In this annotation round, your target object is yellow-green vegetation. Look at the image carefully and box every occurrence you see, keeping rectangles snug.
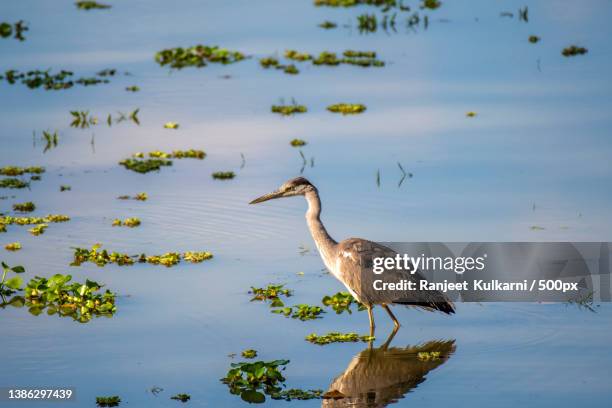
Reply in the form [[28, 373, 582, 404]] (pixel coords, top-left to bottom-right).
[[322, 291, 365, 314], [0, 69, 110, 91], [530, 225, 545, 231], [212, 171, 235, 180], [28, 224, 48, 236], [241, 349, 258, 359], [0, 262, 25, 296], [95, 396, 120, 407], [272, 304, 324, 320], [155, 45, 245, 69], [417, 351, 442, 360], [529, 35, 540, 43], [131, 150, 206, 160], [260, 57, 279, 68], [305, 332, 374, 345], [117, 192, 148, 201], [72, 244, 213, 267], [318, 21, 337, 29], [0, 178, 29, 189], [70, 110, 98, 128], [170, 394, 191, 402], [285, 50, 313, 61], [290, 139, 307, 147], [260, 57, 300, 75], [112, 218, 141, 228], [562, 45, 588, 57], [60, 185, 71, 192], [119, 158, 173, 173], [125, 85, 139, 92], [0, 21, 28, 41], [76, 1, 111, 10], [327, 103, 367, 115], [4, 242, 21, 251], [12, 202, 35, 212], [164, 122, 179, 129], [221, 358, 322, 403], [466, 111, 477, 117], [271, 103, 307, 116], [249, 284, 292, 307], [0, 166, 45, 176], [314, 0, 395, 7], [421, 0, 441, 10]]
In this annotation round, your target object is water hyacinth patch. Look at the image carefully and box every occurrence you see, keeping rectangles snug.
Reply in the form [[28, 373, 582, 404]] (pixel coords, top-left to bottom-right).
[[76, 1, 111, 10], [272, 304, 324, 320], [12, 202, 35, 212], [170, 394, 191, 402], [327, 103, 367, 115], [1, 215, 69, 236], [242, 349, 258, 359], [4, 242, 21, 251], [305, 332, 374, 345], [112, 218, 141, 227], [285, 50, 313, 61], [155, 45, 245, 69], [0, 262, 25, 296], [314, 0, 396, 7], [60, 185, 71, 192], [529, 35, 540, 43], [117, 192, 148, 201], [0, 69, 111, 90], [0, 21, 28, 41], [318, 21, 337, 29], [125, 85, 140, 92], [562, 45, 588, 57], [466, 111, 477, 117], [221, 359, 288, 403], [0, 178, 29, 189], [71, 244, 213, 267], [164, 122, 179, 129], [212, 171, 235, 180], [119, 158, 173, 173], [271, 102, 307, 116], [421, 0, 441, 10], [0, 166, 45, 177], [249, 284, 292, 307], [322, 291, 365, 314], [290, 139, 307, 147], [95, 396, 120, 407], [28, 224, 48, 236]]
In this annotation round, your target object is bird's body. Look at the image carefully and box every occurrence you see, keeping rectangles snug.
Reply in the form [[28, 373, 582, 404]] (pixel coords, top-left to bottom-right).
[[250, 177, 454, 334]]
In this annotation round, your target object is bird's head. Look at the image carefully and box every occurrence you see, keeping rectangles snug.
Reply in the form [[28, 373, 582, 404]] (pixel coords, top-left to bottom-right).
[[249, 177, 316, 204]]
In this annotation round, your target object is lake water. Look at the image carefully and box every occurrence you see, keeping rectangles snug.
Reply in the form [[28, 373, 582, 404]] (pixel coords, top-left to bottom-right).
[[1, 0, 611, 407]]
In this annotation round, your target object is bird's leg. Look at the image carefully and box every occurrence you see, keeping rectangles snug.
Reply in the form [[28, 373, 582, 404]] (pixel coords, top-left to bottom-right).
[[382, 304, 400, 329], [367, 306, 375, 337]]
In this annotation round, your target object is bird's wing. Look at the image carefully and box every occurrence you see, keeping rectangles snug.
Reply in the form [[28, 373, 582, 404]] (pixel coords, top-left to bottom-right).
[[335, 238, 454, 313]]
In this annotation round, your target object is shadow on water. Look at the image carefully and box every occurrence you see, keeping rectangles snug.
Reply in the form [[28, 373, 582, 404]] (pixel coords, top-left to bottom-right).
[[323, 330, 456, 407]]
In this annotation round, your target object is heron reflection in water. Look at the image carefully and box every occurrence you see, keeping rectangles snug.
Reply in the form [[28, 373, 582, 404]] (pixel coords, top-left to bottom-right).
[[250, 177, 455, 336], [322, 330, 456, 407]]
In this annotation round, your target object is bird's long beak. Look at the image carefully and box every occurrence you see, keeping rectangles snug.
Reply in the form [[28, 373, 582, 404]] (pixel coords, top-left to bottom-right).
[[249, 190, 284, 204]]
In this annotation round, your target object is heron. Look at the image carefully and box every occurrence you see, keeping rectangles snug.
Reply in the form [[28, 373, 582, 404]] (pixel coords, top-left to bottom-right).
[[250, 177, 454, 335]]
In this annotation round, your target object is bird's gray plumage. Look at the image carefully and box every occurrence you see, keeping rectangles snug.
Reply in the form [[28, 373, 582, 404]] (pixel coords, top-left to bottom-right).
[[250, 177, 455, 333]]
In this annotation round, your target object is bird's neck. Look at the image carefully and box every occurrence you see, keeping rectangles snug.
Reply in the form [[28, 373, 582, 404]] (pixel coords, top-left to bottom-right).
[[305, 190, 337, 266]]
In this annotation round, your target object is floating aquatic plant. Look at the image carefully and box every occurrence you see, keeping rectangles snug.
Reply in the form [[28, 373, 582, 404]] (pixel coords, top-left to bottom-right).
[[562, 45, 588, 57], [28, 224, 48, 236], [70, 110, 98, 128], [250, 284, 292, 307], [272, 304, 324, 320], [125, 85, 140, 92], [357, 14, 378, 32], [155, 45, 245, 69], [322, 291, 365, 314], [164, 122, 179, 129], [327, 103, 367, 115], [260, 57, 280, 68], [421, 0, 441, 10], [4, 242, 21, 251], [260, 57, 300, 75], [313, 51, 384, 67], [272, 389, 324, 401], [0, 69, 111, 90], [0, 21, 28, 41], [117, 193, 148, 201], [305, 332, 374, 345], [0, 262, 25, 297], [0, 166, 45, 177], [12, 202, 35, 212], [60, 185, 71, 192], [290, 139, 307, 147], [72, 244, 212, 267], [41, 130, 59, 153], [314, 0, 396, 7], [285, 50, 313, 61], [529, 35, 540, 43], [170, 394, 191, 402], [242, 349, 258, 359], [530, 225, 545, 231], [0, 178, 29, 189], [318, 21, 337, 29], [212, 171, 235, 180], [76, 1, 111, 10], [95, 396, 120, 407], [119, 158, 173, 173], [271, 101, 307, 116], [221, 359, 288, 403], [112, 218, 141, 228], [466, 111, 477, 117]]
